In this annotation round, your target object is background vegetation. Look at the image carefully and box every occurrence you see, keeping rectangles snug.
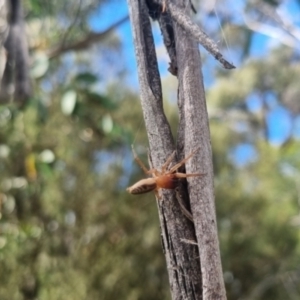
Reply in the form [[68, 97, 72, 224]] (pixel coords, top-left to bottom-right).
[[1, 0, 300, 299]]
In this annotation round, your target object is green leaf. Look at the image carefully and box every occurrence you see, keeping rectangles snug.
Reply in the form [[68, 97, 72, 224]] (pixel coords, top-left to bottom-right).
[[74, 73, 98, 85], [30, 52, 49, 78], [102, 114, 113, 134], [86, 92, 117, 110], [39, 149, 55, 163], [37, 163, 54, 178], [61, 90, 77, 115]]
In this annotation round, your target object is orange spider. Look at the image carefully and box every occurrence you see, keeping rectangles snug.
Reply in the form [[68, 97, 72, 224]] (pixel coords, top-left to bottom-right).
[[127, 146, 202, 198]]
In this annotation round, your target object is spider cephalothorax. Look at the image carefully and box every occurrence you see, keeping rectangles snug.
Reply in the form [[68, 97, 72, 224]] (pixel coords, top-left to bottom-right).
[[127, 147, 202, 198]]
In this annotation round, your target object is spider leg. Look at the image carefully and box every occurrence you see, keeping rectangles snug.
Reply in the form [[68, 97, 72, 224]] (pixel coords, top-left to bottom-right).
[[147, 168, 161, 177], [169, 148, 199, 173], [161, 151, 176, 173], [174, 172, 204, 179], [146, 150, 160, 177], [154, 189, 161, 199], [131, 145, 150, 174]]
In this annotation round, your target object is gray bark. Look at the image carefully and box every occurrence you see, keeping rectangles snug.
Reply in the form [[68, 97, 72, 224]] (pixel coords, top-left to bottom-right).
[[173, 0, 227, 298], [127, 1, 202, 299], [167, 0, 234, 70], [127, 0, 228, 299], [0, 0, 8, 81], [0, 0, 31, 103]]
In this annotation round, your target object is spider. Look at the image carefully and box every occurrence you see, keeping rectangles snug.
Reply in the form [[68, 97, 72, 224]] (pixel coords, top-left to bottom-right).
[[127, 146, 203, 198]]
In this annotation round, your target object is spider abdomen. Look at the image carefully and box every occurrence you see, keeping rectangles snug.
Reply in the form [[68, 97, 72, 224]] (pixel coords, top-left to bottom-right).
[[126, 178, 157, 194]]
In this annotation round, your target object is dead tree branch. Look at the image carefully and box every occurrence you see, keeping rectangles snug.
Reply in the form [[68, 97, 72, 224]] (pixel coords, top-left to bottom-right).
[[173, 0, 227, 298], [127, 0, 202, 299], [127, 0, 230, 299], [0, 0, 8, 81], [1, 0, 31, 103]]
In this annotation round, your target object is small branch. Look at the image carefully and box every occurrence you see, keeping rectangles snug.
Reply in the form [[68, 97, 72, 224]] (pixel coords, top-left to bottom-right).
[[175, 186, 193, 222], [59, 0, 83, 52], [167, 0, 235, 69], [251, 1, 300, 41], [1, 0, 31, 103], [180, 238, 198, 245], [47, 15, 129, 59], [244, 15, 298, 48], [0, 0, 8, 45], [0, 0, 8, 82]]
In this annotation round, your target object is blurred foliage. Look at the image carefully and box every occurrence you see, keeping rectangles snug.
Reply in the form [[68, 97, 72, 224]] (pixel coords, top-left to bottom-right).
[[0, 0, 168, 299], [1, 0, 300, 300], [208, 46, 300, 299]]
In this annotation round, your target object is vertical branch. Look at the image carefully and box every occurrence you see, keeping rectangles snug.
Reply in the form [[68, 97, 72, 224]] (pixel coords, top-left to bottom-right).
[[0, 0, 31, 103], [0, 0, 8, 81], [127, 0, 202, 299], [127, 0, 173, 155], [172, 0, 227, 299]]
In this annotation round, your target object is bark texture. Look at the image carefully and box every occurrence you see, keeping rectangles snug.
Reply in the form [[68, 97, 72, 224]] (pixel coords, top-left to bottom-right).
[[127, 1, 202, 299], [127, 0, 228, 299], [0, 0, 8, 81], [0, 0, 31, 103], [173, 0, 227, 298]]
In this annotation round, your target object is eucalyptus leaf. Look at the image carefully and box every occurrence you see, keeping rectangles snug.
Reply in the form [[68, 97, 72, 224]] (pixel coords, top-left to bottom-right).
[[61, 90, 77, 115], [39, 149, 55, 163], [74, 73, 98, 85], [30, 52, 49, 78], [87, 92, 117, 110], [102, 114, 113, 134]]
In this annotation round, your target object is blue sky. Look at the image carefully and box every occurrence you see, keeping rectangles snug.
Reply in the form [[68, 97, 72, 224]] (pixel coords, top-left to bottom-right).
[[89, 0, 300, 166]]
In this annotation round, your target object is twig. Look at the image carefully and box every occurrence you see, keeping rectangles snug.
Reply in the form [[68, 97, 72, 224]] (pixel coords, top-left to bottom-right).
[[47, 15, 129, 59], [166, 0, 235, 69], [175, 186, 193, 222], [250, 1, 300, 41], [244, 15, 297, 48], [180, 238, 197, 245], [59, 0, 83, 52]]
